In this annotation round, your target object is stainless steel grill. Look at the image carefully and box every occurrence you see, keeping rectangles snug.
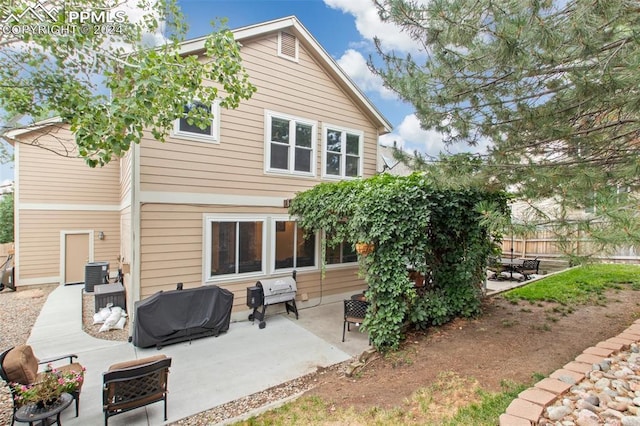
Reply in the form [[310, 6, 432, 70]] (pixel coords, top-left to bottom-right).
[[246, 272, 299, 329]]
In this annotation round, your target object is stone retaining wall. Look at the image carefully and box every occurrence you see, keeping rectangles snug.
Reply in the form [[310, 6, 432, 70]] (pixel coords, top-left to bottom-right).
[[499, 319, 640, 425]]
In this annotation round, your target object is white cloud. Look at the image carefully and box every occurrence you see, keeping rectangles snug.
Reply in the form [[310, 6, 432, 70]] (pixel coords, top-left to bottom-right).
[[336, 49, 396, 99], [108, 2, 168, 50], [323, 0, 423, 53], [380, 114, 490, 157]]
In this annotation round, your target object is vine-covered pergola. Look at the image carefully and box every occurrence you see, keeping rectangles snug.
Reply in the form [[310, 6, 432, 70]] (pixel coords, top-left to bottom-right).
[[289, 173, 509, 351]]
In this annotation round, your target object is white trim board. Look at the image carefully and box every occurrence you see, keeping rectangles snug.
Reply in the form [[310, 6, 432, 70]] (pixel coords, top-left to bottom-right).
[[140, 191, 287, 207], [17, 276, 61, 286]]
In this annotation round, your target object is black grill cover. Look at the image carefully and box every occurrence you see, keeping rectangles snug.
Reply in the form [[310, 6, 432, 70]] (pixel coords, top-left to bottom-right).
[[132, 285, 234, 348]]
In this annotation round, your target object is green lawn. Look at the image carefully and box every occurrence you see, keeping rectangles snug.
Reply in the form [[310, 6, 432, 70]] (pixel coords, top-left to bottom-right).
[[503, 263, 640, 305]]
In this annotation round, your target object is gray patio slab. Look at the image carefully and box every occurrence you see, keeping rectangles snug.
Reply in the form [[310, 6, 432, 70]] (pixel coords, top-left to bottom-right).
[[26, 284, 368, 425]]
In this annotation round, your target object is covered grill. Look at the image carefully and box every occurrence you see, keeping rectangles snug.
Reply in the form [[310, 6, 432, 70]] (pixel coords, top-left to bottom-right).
[[246, 272, 298, 329]]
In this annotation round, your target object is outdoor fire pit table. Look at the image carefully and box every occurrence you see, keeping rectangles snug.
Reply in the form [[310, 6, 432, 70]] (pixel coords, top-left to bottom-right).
[[94, 283, 126, 312]]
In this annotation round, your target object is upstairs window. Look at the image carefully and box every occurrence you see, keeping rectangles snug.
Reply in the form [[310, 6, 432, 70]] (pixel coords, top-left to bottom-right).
[[323, 125, 363, 178], [265, 111, 316, 176], [174, 100, 220, 143], [274, 220, 316, 270]]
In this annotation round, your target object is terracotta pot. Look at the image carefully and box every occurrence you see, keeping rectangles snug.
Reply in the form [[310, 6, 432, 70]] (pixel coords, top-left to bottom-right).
[[355, 242, 375, 255]]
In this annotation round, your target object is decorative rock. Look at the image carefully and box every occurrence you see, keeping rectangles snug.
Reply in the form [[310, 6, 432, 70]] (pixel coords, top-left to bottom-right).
[[600, 392, 614, 405], [584, 394, 600, 406], [578, 399, 601, 413], [622, 417, 640, 426], [548, 405, 573, 420], [537, 346, 640, 425], [576, 409, 601, 426], [608, 400, 629, 412], [617, 367, 635, 378], [602, 408, 625, 419], [614, 380, 631, 392], [597, 378, 613, 389], [604, 388, 621, 398]]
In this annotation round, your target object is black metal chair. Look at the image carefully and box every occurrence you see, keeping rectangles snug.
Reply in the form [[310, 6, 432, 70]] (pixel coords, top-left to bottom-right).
[[516, 258, 540, 280], [343, 299, 369, 342], [0, 345, 83, 426], [103, 354, 171, 426]]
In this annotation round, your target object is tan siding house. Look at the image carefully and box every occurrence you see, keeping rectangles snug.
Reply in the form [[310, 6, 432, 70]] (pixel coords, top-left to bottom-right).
[[13, 126, 121, 285], [9, 16, 391, 321]]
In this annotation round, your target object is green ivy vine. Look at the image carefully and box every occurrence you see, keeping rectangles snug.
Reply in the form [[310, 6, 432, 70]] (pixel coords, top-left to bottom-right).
[[289, 172, 508, 351]]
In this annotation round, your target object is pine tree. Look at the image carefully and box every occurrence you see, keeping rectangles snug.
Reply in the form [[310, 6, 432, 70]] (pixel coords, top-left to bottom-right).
[[373, 0, 640, 253]]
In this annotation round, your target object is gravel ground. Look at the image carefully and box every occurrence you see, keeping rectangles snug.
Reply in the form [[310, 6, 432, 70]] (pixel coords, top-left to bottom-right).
[[82, 292, 129, 341], [0, 285, 55, 426]]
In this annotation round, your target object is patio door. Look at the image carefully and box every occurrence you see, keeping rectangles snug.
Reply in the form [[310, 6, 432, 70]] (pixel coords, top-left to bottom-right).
[[64, 232, 90, 284]]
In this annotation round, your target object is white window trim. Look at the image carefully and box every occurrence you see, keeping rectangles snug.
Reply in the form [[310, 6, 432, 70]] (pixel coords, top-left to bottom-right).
[[321, 124, 364, 179], [264, 110, 317, 177], [278, 31, 299, 62], [270, 216, 319, 274], [203, 214, 267, 283], [173, 100, 221, 143]]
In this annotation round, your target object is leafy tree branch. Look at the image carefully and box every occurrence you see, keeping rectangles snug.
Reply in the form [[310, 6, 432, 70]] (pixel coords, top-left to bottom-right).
[[0, 0, 256, 167]]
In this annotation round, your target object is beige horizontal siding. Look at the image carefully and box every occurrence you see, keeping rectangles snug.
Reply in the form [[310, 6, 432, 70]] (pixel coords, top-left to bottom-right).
[[139, 203, 365, 311], [17, 126, 120, 205], [18, 210, 120, 281], [139, 31, 379, 196]]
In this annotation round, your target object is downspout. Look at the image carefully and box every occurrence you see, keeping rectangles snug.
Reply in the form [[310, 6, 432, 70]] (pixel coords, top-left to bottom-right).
[[129, 142, 141, 336]]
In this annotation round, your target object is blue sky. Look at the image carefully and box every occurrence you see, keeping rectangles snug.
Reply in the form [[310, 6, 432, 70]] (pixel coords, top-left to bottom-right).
[[178, 0, 470, 158]]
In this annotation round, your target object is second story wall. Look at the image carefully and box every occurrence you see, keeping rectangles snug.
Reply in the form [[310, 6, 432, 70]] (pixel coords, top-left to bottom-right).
[[138, 30, 381, 198], [18, 125, 121, 205]]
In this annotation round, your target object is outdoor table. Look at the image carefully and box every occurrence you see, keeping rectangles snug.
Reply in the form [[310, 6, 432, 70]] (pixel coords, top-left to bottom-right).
[[14, 392, 73, 426], [499, 258, 523, 281]]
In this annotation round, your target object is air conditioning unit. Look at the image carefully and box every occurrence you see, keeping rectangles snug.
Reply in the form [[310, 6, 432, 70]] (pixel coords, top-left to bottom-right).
[[85, 261, 109, 293]]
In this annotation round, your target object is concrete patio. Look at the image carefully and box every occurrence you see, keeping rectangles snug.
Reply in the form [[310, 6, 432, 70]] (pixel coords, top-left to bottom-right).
[[22, 275, 534, 425]]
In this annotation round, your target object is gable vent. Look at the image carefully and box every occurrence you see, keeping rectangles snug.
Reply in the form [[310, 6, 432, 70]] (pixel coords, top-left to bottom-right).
[[278, 32, 298, 61]]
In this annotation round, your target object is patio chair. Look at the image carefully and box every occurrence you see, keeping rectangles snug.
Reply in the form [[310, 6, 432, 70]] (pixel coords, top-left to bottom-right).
[[486, 257, 506, 280], [343, 299, 369, 342], [103, 354, 171, 426], [0, 345, 83, 426], [515, 258, 540, 281]]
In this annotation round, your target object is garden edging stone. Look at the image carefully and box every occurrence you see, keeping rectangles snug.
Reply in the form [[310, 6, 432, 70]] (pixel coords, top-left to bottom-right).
[[499, 319, 640, 425]]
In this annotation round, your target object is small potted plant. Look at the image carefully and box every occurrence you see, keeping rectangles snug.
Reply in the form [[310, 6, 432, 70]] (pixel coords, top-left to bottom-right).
[[355, 242, 375, 255], [12, 364, 84, 408]]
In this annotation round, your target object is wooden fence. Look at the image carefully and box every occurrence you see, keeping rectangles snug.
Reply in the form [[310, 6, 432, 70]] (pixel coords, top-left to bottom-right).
[[0, 242, 13, 259], [500, 229, 639, 264]]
